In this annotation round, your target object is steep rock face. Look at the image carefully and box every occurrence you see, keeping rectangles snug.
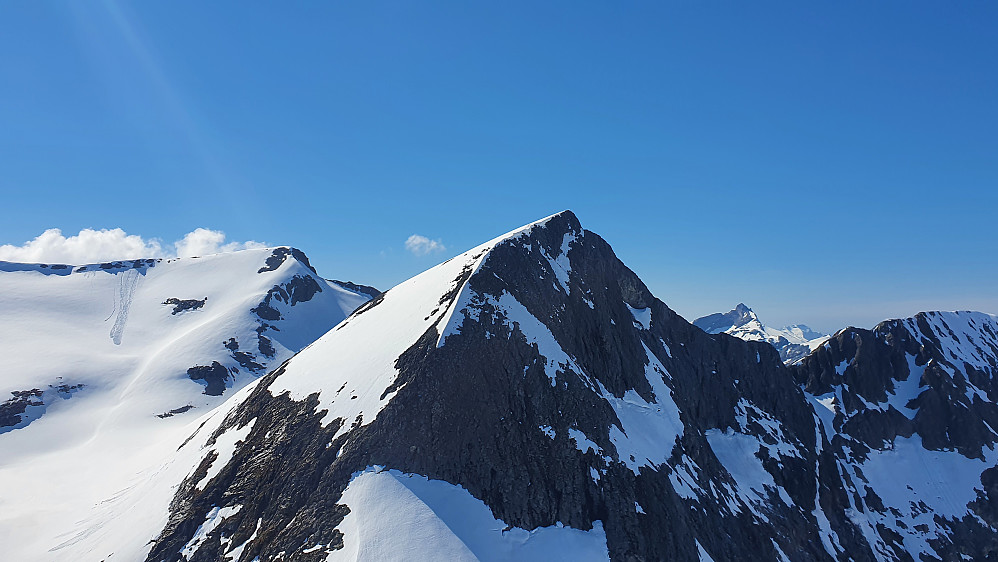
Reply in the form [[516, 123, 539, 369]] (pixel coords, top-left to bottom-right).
[[792, 312, 998, 560], [695, 304, 828, 364]]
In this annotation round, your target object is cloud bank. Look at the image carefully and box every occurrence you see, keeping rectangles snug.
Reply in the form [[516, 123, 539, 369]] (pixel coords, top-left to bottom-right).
[[0, 227, 267, 264], [174, 228, 267, 258], [404, 234, 446, 256]]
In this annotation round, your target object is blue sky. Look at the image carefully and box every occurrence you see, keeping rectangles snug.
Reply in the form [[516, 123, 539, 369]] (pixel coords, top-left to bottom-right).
[[2, 1, 996, 332]]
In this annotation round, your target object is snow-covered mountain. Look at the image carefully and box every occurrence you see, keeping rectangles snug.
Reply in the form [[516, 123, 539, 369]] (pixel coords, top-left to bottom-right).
[[793, 310, 998, 560], [0, 247, 374, 559], [3, 212, 997, 561], [694, 303, 828, 363]]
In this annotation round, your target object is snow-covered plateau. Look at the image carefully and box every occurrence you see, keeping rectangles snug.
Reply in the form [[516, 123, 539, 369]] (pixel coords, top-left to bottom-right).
[[0, 247, 373, 560]]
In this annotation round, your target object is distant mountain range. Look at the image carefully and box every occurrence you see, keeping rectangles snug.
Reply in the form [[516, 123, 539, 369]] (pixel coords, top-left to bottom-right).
[[1, 212, 996, 561], [694, 303, 828, 364]]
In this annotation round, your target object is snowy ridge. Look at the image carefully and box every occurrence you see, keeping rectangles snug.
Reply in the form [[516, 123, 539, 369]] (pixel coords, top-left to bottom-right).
[[900, 310, 998, 373]]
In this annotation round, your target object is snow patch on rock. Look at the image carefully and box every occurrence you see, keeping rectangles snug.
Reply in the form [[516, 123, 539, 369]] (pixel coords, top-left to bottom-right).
[[331, 467, 610, 562]]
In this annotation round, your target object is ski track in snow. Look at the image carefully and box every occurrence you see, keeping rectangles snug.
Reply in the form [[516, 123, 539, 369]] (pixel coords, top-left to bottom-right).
[[109, 268, 140, 345]]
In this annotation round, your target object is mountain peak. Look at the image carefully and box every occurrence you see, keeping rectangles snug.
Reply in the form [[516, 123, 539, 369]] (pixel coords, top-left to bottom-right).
[[693, 303, 759, 334], [694, 304, 827, 364], [256, 246, 317, 275]]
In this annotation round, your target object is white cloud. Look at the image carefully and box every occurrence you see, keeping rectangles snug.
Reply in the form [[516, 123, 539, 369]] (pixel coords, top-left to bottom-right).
[[174, 228, 267, 258], [0, 227, 267, 264], [404, 234, 446, 256]]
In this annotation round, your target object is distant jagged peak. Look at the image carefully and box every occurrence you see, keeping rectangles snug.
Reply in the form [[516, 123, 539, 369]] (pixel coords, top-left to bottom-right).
[[783, 323, 824, 341], [692, 303, 760, 334], [732, 302, 754, 317], [694, 304, 828, 364]]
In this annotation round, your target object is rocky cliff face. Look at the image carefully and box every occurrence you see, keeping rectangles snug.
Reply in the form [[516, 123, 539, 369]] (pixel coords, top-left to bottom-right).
[[49, 212, 998, 562], [792, 311, 998, 560]]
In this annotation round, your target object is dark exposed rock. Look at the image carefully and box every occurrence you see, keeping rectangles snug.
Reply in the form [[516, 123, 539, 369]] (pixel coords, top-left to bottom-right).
[[158, 405, 195, 419], [790, 311, 998, 559], [187, 362, 231, 396], [0, 389, 43, 428], [329, 280, 382, 299], [223, 338, 264, 372], [255, 325, 276, 358], [250, 302, 281, 322], [251, 275, 323, 322], [792, 316, 998, 458], [1, 383, 85, 432], [257, 247, 317, 275], [54, 383, 84, 393], [163, 297, 207, 315]]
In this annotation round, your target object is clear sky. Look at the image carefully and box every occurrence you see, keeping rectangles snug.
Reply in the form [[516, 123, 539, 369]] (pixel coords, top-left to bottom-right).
[[2, 1, 996, 333]]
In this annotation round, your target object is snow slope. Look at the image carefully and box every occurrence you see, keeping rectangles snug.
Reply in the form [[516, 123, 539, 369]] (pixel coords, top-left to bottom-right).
[[330, 468, 609, 562], [0, 247, 372, 561]]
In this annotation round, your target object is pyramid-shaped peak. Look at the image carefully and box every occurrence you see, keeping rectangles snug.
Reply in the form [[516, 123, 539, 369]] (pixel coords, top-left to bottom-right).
[[693, 303, 761, 334]]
